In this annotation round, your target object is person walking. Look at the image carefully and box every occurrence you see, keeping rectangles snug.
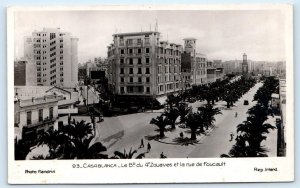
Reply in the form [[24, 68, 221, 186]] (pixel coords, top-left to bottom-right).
[[229, 132, 234, 142], [139, 138, 144, 149], [235, 112, 238, 118], [147, 142, 151, 153]]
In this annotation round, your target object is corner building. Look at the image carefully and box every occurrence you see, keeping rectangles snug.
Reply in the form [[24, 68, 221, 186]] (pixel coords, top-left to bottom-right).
[[107, 31, 182, 103], [24, 28, 78, 88]]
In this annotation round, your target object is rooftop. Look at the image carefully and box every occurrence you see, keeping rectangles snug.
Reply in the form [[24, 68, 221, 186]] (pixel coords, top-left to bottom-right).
[[113, 31, 160, 37], [183, 37, 197, 40], [17, 95, 64, 107]]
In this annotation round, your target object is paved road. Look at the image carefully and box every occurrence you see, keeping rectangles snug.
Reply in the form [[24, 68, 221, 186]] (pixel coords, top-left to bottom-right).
[[60, 81, 277, 159]]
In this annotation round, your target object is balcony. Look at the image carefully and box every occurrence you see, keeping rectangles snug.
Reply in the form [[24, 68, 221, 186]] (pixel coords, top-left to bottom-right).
[[26, 117, 57, 129]]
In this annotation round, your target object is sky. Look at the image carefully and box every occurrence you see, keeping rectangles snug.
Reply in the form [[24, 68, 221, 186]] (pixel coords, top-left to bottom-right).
[[14, 10, 286, 63]]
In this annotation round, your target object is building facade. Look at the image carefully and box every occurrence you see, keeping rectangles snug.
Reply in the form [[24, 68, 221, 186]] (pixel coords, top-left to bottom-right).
[[242, 53, 248, 74], [14, 95, 63, 141], [181, 38, 207, 86], [24, 28, 78, 88], [107, 31, 182, 101], [14, 59, 37, 86]]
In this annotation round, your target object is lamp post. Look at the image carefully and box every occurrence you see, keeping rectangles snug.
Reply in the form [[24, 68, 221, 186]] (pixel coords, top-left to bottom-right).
[[86, 85, 90, 113]]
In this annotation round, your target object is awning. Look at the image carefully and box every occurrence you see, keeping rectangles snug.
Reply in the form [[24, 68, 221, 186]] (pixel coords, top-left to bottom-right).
[[156, 96, 168, 105]]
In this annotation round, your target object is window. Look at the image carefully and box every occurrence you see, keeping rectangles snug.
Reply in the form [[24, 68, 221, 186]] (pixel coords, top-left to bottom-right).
[[121, 49, 124, 54], [26, 111, 32, 124], [127, 39, 133, 45], [137, 39, 142, 44], [146, 77, 150, 83], [138, 68, 142, 74], [49, 107, 53, 119], [138, 77, 142, 83], [138, 48, 142, 54], [145, 38, 150, 44], [120, 38, 124, 46], [130, 77, 133, 83], [146, 48, 150, 53], [146, 87, 150, 93], [120, 87, 125, 93], [120, 77, 124, 83], [129, 48, 133, 54], [146, 58, 150, 64], [129, 58, 133, 65], [138, 58, 142, 64], [120, 58, 124, 64], [146, 68, 150, 74], [129, 68, 133, 74], [120, 68, 124, 74]]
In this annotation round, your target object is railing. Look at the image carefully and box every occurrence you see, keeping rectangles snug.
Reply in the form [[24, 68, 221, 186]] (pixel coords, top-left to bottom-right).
[[26, 117, 56, 128]]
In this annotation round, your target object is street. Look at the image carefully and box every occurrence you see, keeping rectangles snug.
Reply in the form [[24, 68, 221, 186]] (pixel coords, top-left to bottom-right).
[[88, 82, 277, 158]]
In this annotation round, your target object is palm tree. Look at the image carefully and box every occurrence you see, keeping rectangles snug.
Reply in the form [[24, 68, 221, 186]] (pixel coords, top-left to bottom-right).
[[150, 115, 169, 139], [236, 117, 275, 157], [178, 103, 191, 124], [112, 148, 145, 159], [37, 128, 72, 159], [163, 107, 179, 129], [15, 138, 32, 160], [198, 104, 221, 130], [186, 113, 203, 140], [37, 120, 107, 159]]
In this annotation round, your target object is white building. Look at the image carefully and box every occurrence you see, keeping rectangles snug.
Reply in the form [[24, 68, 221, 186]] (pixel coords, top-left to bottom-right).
[[14, 95, 63, 141], [24, 28, 78, 88]]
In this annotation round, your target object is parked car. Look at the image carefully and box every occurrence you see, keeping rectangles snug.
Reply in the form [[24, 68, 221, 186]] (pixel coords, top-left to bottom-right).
[[244, 100, 249, 105]]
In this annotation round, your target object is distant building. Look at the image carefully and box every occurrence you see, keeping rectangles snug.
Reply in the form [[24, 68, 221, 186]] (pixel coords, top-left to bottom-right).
[[206, 61, 216, 83], [213, 60, 224, 81], [14, 59, 37, 86], [107, 31, 182, 104], [242, 53, 248, 74], [24, 28, 78, 88]]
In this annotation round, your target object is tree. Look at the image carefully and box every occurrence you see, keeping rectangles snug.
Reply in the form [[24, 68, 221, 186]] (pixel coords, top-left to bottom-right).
[[163, 107, 179, 129], [15, 138, 32, 160], [186, 113, 203, 140], [150, 115, 169, 139], [37, 120, 107, 159], [178, 103, 191, 124], [198, 104, 221, 130], [112, 148, 145, 159]]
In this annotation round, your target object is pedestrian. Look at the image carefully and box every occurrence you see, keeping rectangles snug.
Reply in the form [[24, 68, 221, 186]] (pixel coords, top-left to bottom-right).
[[229, 132, 234, 142], [180, 132, 184, 138], [235, 112, 238, 118], [98, 113, 103, 123], [160, 152, 166, 158], [147, 142, 151, 153], [139, 138, 144, 149]]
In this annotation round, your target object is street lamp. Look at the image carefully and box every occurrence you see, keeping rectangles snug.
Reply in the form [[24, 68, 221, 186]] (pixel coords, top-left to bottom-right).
[[86, 85, 90, 113]]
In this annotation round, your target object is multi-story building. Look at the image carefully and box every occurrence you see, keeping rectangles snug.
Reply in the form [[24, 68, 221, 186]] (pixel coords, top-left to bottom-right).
[[14, 59, 37, 86], [181, 38, 207, 87], [213, 60, 224, 81], [14, 95, 63, 141], [107, 31, 182, 105], [195, 53, 207, 85], [24, 28, 78, 88], [206, 61, 217, 83], [14, 86, 79, 115]]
